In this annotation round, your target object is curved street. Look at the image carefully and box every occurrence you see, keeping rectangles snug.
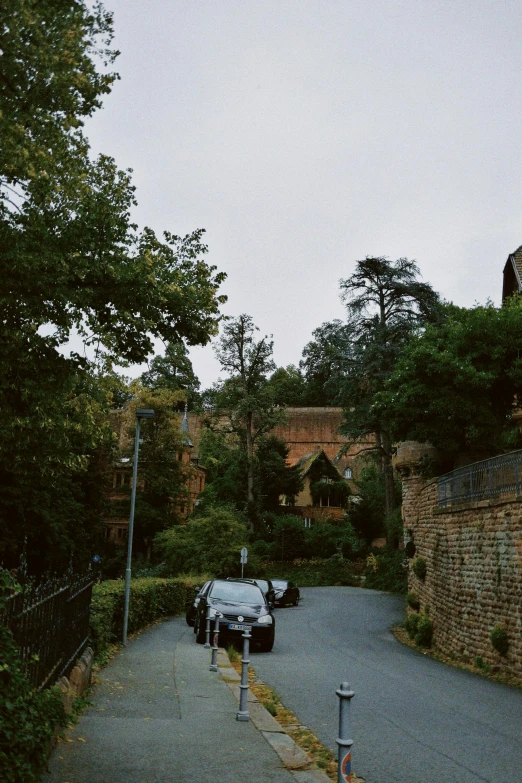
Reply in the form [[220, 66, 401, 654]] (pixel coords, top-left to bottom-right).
[[252, 586, 522, 783]]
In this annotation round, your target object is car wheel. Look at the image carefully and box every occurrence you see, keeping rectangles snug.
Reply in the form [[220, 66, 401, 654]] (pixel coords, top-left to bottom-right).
[[186, 613, 195, 626], [195, 617, 206, 644], [259, 636, 274, 652]]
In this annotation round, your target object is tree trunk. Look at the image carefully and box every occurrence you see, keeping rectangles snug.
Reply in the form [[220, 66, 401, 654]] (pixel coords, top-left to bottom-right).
[[381, 430, 396, 541], [245, 411, 255, 532]]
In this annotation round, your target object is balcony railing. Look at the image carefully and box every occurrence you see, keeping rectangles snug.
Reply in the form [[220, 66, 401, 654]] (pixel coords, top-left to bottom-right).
[[438, 450, 522, 507]]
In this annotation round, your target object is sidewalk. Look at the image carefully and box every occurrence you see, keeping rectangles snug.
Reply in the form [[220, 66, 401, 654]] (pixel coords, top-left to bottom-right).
[[43, 617, 329, 783]]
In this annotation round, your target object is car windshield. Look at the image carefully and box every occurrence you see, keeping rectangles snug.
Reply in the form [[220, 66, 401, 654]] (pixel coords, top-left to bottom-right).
[[255, 580, 269, 593], [210, 581, 265, 603], [271, 580, 289, 589]]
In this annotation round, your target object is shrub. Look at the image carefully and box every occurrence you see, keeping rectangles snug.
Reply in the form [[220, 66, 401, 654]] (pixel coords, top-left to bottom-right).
[[405, 609, 433, 647], [406, 592, 420, 611], [404, 612, 420, 639], [414, 614, 434, 647], [89, 576, 205, 657], [490, 626, 509, 655], [0, 627, 67, 783], [154, 506, 249, 576], [412, 557, 427, 580], [364, 547, 407, 593], [265, 557, 360, 587]]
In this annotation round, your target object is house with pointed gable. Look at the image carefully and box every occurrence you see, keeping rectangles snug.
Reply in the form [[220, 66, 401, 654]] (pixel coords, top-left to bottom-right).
[[280, 449, 350, 524], [502, 245, 522, 301]]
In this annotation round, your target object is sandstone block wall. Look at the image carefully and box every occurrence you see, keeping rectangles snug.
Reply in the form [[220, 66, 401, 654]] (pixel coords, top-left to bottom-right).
[[401, 467, 522, 679]]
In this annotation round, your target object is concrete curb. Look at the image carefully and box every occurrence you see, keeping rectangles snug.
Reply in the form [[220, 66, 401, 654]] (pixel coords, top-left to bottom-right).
[[216, 649, 331, 783]]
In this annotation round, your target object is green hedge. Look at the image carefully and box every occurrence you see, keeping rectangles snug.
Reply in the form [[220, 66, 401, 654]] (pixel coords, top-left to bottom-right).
[[265, 557, 361, 587], [89, 576, 207, 657], [0, 627, 66, 783]]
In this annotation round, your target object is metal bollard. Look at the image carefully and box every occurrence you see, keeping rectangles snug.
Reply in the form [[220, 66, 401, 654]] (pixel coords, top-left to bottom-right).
[[204, 604, 211, 648], [209, 612, 222, 671], [336, 682, 355, 783], [236, 627, 251, 721]]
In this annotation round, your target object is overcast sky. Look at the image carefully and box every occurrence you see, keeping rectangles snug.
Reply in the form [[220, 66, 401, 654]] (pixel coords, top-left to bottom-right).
[[86, 0, 522, 389]]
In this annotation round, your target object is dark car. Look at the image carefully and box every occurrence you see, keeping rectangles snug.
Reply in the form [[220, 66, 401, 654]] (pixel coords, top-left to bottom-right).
[[271, 579, 300, 607], [226, 577, 276, 608], [194, 578, 275, 652], [185, 581, 211, 626]]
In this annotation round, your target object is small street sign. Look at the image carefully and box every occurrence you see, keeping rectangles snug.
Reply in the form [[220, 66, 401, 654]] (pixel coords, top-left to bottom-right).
[[240, 547, 248, 564]]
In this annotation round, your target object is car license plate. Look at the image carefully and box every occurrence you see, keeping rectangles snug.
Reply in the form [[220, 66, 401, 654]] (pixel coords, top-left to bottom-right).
[[228, 623, 246, 631]]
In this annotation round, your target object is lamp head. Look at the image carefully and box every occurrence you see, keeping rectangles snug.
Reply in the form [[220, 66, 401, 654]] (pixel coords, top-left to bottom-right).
[[136, 408, 155, 419]]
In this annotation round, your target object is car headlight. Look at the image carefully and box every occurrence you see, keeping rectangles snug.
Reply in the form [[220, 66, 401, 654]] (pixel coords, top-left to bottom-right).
[[257, 615, 273, 625], [274, 591, 283, 598]]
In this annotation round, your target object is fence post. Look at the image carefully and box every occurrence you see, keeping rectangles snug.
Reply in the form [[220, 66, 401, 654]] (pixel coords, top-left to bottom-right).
[[336, 682, 355, 783], [204, 605, 211, 649], [209, 612, 222, 671], [236, 627, 251, 721]]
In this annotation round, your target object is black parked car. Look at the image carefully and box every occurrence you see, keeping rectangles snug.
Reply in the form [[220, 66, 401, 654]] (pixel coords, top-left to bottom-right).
[[226, 577, 276, 608], [271, 579, 300, 607], [185, 581, 211, 626], [194, 578, 275, 652]]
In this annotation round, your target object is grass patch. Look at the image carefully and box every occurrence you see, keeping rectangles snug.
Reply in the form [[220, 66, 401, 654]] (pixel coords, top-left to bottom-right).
[[229, 659, 365, 782], [226, 644, 240, 663]]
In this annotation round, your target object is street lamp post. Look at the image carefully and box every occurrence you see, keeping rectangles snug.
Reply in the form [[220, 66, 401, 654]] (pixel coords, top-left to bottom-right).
[[122, 408, 155, 646]]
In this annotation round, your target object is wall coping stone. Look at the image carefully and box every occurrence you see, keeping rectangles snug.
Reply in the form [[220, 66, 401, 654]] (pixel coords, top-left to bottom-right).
[[434, 493, 522, 515]]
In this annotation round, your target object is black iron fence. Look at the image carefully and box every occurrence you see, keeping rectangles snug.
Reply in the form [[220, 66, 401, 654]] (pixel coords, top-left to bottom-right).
[[0, 570, 94, 690], [438, 449, 522, 507]]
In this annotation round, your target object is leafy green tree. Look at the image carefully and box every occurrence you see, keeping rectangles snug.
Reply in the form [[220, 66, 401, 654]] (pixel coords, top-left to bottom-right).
[[0, 2, 226, 569], [299, 320, 352, 406], [212, 314, 285, 530], [376, 299, 522, 463], [266, 366, 308, 406], [197, 429, 248, 511], [255, 436, 303, 511], [198, 429, 302, 518], [116, 384, 189, 559], [154, 506, 249, 576], [141, 342, 201, 407], [338, 257, 440, 522], [348, 464, 387, 543]]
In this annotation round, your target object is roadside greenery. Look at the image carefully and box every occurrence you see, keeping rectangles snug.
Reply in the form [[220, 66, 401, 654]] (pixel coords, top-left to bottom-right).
[[154, 507, 252, 578], [89, 576, 205, 657], [364, 548, 408, 593], [265, 557, 361, 587], [0, 626, 67, 783]]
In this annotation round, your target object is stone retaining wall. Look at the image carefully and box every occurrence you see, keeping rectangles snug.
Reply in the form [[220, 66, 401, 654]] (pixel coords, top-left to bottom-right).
[[56, 647, 94, 713], [395, 442, 522, 679]]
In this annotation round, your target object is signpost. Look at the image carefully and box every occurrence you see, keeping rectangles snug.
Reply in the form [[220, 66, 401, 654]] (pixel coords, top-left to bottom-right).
[[240, 547, 248, 578]]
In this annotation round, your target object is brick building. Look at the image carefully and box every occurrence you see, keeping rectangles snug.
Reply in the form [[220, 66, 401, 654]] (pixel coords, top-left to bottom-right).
[[502, 245, 522, 301], [104, 407, 205, 545], [184, 407, 374, 519]]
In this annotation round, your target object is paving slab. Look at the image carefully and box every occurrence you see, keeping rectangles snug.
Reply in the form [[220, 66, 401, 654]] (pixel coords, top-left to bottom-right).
[[42, 617, 295, 783], [262, 731, 313, 771]]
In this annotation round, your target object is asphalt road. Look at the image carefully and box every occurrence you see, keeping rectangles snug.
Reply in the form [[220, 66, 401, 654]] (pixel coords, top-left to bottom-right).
[[251, 586, 522, 783]]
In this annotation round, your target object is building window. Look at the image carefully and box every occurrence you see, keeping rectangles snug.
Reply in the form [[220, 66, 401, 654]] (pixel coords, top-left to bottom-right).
[[344, 468, 352, 479]]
